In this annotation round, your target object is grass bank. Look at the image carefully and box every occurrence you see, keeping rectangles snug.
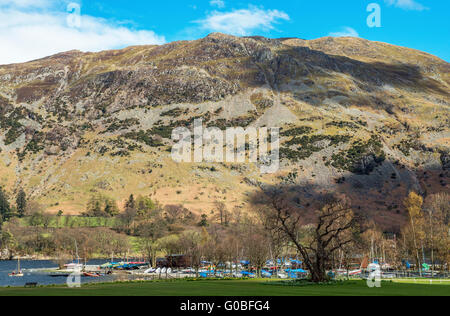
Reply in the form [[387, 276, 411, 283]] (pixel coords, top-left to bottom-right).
[[0, 279, 448, 296]]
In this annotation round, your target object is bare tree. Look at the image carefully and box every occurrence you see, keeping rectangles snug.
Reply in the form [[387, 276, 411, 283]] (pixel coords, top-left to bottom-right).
[[137, 220, 166, 267], [177, 231, 204, 276], [261, 210, 288, 273], [164, 205, 185, 224], [214, 201, 229, 226], [243, 225, 270, 278], [425, 193, 450, 271], [257, 189, 357, 282], [202, 225, 230, 275]]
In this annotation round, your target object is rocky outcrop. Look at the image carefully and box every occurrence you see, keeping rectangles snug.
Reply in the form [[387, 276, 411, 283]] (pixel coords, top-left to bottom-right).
[[441, 151, 450, 170], [0, 249, 12, 260], [352, 154, 385, 175]]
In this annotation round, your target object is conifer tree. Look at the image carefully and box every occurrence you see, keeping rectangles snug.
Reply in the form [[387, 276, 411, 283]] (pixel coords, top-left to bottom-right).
[[16, 188, 27, 218]]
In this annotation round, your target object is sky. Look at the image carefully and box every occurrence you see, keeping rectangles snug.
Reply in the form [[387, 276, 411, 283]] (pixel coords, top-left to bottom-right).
[[0, 0, 449, 64]]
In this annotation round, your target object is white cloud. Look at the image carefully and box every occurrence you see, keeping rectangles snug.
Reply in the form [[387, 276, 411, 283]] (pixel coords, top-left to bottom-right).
[[384, 0, 428, 11], [209, 0, 225, 9], [328, 27, 359, 38], [0, 0, 53, 8], [0, 1, 166, 65], [195, 6, 290, 36]]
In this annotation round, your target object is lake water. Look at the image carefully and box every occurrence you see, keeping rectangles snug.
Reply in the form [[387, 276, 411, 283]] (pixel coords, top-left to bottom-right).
[[0, 259, 117, 287]]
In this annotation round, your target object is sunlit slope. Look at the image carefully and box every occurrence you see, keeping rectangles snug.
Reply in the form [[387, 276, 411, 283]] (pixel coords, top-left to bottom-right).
[[0, 33, 448, 231]]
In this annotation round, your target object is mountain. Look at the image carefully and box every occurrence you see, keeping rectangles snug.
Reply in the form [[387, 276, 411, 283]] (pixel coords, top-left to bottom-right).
[[0, 33, 449, 232]]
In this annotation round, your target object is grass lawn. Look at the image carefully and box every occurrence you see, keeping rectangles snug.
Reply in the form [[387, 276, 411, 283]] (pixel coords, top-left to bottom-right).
[[0, 279, 448, 296], [392, 279, 450, 285]]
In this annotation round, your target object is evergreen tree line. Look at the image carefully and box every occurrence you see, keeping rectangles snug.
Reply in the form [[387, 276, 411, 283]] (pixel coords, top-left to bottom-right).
[[0, 186, 27, 224]]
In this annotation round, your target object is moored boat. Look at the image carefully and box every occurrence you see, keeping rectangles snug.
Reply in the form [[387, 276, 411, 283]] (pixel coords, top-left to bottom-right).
[[9, 258, 24, 277]]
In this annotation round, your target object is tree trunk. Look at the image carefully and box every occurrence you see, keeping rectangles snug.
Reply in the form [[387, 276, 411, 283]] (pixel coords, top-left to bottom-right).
[[311, 254, 327, 283], [410, 217, 422, 277]]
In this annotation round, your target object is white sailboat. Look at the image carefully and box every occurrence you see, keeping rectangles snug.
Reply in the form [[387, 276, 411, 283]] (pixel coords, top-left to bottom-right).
[[65, 239, 83, 271], [9, 258, 24, 277]]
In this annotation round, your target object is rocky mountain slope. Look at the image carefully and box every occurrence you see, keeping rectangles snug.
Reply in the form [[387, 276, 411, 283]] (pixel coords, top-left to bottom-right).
[[0, 33, 449, 232]]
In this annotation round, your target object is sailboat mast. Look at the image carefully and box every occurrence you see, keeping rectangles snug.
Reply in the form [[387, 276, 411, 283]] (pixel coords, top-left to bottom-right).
[[74, 239, 80, 264]]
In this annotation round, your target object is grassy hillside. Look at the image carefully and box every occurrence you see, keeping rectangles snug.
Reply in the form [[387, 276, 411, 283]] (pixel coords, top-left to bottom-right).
[[0, 33, 448, 231]]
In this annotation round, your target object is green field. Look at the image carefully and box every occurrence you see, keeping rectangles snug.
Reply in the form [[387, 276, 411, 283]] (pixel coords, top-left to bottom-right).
[[0, 279, 448, 296], [18, 216, 118, 228]]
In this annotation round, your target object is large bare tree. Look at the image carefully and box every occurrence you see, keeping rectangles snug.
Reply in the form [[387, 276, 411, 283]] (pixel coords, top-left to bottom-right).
[[256, 189, 357, 282]]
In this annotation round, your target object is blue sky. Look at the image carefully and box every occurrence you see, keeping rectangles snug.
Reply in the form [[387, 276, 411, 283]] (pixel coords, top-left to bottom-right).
[[0, 0, 449, 64]]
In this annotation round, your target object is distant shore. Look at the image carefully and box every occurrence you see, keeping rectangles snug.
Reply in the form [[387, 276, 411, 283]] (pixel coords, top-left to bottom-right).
[[0, 256, 127, 261], [0, 255, 54, 261]]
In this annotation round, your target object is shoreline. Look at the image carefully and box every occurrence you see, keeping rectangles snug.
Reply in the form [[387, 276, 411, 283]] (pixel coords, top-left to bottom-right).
[[0, 256, 141, 261]]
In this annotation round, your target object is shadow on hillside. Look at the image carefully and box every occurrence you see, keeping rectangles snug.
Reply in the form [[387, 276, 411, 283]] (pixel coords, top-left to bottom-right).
[[248, 157, 449, 234], [268, 46, 449, 108], [249, 179, 397, 234]]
